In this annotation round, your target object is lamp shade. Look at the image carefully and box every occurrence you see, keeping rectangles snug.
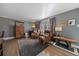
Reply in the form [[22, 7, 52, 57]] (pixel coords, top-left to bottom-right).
[[32, 21, 36, 28], [55, 27, 62, 31], [32, 24, 36, 28]]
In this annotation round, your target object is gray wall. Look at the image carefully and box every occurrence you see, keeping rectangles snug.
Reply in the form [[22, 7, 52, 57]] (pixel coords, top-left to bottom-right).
[[55, 8, 79, 40], [0, 17, 15, 37], [24, 21, 32, 32], [0, 17, 33, 37]]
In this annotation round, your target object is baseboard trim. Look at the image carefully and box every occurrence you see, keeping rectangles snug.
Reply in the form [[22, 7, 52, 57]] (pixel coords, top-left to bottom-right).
[[3, 37, 15, 40]]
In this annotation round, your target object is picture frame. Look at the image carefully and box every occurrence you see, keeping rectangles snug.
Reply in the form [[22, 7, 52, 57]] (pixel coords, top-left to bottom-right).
[[68, 19, 75, 26]]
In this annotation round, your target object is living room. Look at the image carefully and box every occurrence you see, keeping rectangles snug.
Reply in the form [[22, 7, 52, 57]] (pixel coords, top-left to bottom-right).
[[0, 3, 79, 56]]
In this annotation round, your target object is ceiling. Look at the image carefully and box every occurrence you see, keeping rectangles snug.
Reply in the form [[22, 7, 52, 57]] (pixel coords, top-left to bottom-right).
[[0, 3, 79, 21]]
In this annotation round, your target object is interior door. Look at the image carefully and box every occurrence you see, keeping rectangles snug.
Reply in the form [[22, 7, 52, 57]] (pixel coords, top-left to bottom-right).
[[15, 22, 24, 38]]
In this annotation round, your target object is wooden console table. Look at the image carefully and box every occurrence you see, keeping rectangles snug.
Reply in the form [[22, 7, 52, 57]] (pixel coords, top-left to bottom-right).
[[54, 36, 77, 42], [53, 36, 78, 49]]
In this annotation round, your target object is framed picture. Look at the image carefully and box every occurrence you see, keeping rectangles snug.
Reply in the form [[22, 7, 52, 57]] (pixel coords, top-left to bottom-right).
[[68, 19, 75, 26]]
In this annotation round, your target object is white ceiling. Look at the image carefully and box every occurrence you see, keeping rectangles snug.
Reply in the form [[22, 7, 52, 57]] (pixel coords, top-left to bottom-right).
[[0, 3, 79, 21]]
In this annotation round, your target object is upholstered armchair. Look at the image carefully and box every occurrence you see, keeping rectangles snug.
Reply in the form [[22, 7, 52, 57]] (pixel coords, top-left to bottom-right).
[[31, 32, 37, 39], [39, 32, 53, 44], [31, 29, 41, 39]]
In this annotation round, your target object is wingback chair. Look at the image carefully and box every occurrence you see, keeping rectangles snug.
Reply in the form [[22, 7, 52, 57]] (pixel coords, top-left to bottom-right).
[[43, 32, 53, 44], [39, 32, 53, 44]]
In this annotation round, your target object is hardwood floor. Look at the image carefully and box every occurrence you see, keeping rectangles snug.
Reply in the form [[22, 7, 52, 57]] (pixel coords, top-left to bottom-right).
[[3, 39, 19, 56], [40, 45, 76, 56], [3, 38, 76, 56]]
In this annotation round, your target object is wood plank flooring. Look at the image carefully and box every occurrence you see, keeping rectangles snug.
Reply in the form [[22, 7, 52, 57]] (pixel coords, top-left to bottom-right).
[[3, 39, 19, 56], [3, 38, 76, 56], [42, 45, 76, 56]]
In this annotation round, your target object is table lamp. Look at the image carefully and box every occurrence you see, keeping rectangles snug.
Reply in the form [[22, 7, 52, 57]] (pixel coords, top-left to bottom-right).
[[55, 26, 62, 36]]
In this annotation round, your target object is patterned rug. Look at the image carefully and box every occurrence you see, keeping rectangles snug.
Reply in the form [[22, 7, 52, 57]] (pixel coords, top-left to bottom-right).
[[18, 38, 48, 56]]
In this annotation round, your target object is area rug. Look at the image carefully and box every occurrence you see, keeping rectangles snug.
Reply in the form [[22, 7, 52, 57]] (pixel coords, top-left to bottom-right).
[[18, 38, 48, 56]]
